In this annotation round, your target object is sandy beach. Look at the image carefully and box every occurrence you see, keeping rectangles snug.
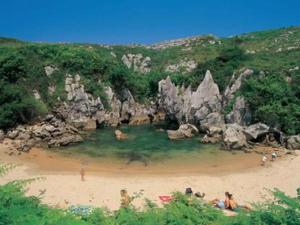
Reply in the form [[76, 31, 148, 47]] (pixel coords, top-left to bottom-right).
[[0, 140, 299, 211]]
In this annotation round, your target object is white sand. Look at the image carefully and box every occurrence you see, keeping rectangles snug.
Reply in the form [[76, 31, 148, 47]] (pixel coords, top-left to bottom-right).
[[0, 141, 299, 210]]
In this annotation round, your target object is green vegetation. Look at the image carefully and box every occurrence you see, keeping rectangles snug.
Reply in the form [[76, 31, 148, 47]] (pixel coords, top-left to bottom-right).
[[0, 164, 299, 225], [0, 26, 300, 133], [241, 72, 300, 135]]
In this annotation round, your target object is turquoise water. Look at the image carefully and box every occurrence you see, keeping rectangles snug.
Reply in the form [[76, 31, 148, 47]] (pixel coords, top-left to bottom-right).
[[57, 124, 220, 165]]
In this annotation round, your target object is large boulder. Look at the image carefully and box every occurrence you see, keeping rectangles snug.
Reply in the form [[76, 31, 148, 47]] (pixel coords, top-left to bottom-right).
[[48, 134, 83, 148], [223, 124, 248, 150], [244, 123, 270, 141], [286, 135, 300, 150], [201, 126, 223, 144], [32, 125, 51, 139], [7, 130, 19, 139], [167, 124, 199, 140]]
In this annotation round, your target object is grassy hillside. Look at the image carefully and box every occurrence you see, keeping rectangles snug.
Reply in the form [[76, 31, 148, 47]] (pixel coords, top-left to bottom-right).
[[0, 26, 300, 133]]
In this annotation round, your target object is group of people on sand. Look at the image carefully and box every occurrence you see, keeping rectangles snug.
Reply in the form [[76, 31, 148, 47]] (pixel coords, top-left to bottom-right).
[[78, 161, 252, 213], [261, 152, 277, 166], [185, 187, 251, 212], [119, 187, 251, 213], [210, 191, 251, 212]]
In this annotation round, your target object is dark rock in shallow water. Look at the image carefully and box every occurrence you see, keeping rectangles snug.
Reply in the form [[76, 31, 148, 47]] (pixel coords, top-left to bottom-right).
[[167, 124, 199, 140]]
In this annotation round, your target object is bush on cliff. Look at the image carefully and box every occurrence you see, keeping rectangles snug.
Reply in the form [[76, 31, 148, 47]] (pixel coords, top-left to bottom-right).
[[241, 72, 300, 135]]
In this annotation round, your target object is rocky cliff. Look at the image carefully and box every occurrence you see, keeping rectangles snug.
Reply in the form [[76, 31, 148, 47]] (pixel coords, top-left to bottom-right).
[[157, 69, 296, 149]]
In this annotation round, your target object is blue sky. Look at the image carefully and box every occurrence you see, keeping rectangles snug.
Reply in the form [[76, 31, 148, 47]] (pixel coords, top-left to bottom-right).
[[0, 0, 299, 44]]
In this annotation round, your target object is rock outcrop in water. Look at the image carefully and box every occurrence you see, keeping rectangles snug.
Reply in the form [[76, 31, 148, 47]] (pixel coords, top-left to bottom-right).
[[115, 129, 127, 140], [167, 124, 199, 140]]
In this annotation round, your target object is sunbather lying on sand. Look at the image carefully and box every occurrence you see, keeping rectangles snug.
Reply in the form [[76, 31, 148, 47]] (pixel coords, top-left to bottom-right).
[[227, 193, 252, 212], [210, 192, 230, 209]]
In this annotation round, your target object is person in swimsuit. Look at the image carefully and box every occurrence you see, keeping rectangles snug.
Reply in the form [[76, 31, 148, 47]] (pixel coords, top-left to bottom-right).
[[261, 154, 268, 166], [80, 167, 85, 181], [271, 152, 277, 161], [211, 192, 230, 209], [228, 194, 252, 212], [120, 189, 133, 208]]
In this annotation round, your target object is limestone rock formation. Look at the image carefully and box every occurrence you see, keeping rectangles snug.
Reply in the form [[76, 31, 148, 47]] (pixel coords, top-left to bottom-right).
[[44, 65, 58, 77], [225, 96, 251, 126], [286, 135, 300, 150], [158, 70, 224, 130], [224, 69, 253, 126], [165, 59, 197, 73], [48, 134, 83, 147], [103, 87, 156, 127], [244, 123, 270, 141], [223, 123, 248, 149], [122, 54, 151, 74], [224, 69, 253, 104], [5, 115, 83, 151], [64, 74, 104, 129], [167, 124, 199, 140], [201, 126, 223, 144]]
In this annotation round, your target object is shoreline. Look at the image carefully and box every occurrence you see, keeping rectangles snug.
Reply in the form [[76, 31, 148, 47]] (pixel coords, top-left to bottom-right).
[[0, 140, 299, 211]]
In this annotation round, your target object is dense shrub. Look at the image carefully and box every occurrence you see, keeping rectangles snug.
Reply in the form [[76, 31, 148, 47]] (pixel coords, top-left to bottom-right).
[[241, 72, 300, 134]]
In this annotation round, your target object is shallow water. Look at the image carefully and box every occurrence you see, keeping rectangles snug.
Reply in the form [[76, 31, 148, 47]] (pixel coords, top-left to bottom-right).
[[57, 124, 220, 164], [39, 124, 261, 175], [0, 124, 262, 175]]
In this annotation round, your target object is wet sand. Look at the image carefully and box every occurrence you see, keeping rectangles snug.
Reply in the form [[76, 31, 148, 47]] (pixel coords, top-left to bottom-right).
[[0, 140, 299, 210]]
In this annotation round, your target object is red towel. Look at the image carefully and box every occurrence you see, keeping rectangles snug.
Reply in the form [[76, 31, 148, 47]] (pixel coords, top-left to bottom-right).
[[159, 195, 172, 203]]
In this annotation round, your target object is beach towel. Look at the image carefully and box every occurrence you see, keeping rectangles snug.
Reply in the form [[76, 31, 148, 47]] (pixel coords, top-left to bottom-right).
[[159, 195, 172, 203]]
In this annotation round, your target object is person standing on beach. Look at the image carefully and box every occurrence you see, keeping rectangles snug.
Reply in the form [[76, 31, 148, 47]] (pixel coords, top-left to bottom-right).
[[261, 154, 267, 166], [271, 152, 277, 161], [80, 167, 85, 181], [80, 160, 88, 181]]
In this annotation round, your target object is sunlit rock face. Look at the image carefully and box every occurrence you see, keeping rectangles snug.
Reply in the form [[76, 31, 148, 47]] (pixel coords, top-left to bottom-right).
[[158, 70, 224, 130], [122, 53, 151, 74]]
